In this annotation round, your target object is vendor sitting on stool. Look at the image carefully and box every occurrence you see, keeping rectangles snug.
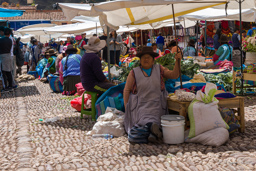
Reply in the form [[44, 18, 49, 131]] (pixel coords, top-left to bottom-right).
[[123, 46, 182, 143], [80, 37, 115, 95], [213, 34, 233, 65]]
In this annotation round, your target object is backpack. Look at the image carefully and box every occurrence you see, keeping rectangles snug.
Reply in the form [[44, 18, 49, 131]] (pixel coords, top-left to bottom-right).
[[15, 38, 24, 67]]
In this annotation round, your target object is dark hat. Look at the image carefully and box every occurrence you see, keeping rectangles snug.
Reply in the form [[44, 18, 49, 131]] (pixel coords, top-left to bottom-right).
[[137, 46, 159, 58], [219, 34, 229, 43], [48, 49, 56, 56], [65, 45, 77, 54]]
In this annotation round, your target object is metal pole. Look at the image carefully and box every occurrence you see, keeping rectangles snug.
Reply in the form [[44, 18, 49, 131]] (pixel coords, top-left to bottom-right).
[[183, 19, 186, 48], [141, 30, 143, 46], [107, 26, 111, 80], [136, 31, 138, 47], [172, 4, 183, 89], [239, 0, 244, 95], [96, 23, 97, 35], [196, 21, 199, 56], [204, 20, 207, 55]]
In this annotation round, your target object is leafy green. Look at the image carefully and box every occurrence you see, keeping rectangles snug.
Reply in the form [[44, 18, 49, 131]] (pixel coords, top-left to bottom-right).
[[117, 60, 140, 82]]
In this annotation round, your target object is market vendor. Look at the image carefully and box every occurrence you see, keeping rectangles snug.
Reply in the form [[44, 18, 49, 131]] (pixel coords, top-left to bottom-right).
[[123, 46, 182, 143], [41, 49, 57, 78], [183, 39, 196, 57], [247, 23, 256, 37], [59, 45, 81, 96], [213, 34, 232, 65], [80, 37, 115, 95], [152, 43, 161, 58]]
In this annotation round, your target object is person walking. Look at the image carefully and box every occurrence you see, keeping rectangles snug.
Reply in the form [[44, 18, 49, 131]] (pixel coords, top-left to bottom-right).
[[213, 29, 222, 51], [0, 28, 14, 90], [156, 33, 164, 52], [232, 28, 241, 67]]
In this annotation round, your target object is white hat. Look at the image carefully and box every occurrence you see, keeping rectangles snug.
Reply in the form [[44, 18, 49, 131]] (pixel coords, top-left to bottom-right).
[[83, 37, 106, 53]]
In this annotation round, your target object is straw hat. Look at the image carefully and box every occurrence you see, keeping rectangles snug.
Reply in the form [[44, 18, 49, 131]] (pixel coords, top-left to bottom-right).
[[83, 37, 106, 53], [137, 46, 159, 58]]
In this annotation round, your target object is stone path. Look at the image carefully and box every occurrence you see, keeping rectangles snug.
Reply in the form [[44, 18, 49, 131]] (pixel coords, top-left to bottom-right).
[[0, 79, 256, 170]]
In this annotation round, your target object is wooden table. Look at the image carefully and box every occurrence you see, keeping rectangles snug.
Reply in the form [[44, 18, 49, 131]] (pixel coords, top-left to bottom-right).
[[232, 71, 256, 94], [167, 96, 245, 133]]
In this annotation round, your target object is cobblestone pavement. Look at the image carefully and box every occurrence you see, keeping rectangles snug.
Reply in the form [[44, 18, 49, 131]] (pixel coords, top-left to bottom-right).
[[0, 79, 256, 171]]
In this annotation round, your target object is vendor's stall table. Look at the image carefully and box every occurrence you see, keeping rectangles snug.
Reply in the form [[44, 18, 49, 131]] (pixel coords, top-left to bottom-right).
[[233, 71, 256, 94], [167, 96, 245, 133]]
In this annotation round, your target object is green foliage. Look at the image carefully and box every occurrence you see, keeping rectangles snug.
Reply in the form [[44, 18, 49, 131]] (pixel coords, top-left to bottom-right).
[[118, 60, 140, 82], [117, 53, 200, 82], [202, 72, 233, 92]]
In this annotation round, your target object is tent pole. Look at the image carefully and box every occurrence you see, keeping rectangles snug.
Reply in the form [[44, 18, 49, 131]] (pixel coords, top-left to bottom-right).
[[204, 20, 207, 55], [107, 26, 111, 80], [136, 31, 138, 47], [172, 4, 182, 89], [196, 21, 199, 56], [141, 30, 143, 46], [239, 0, 244, 95], [183, 19, 186, 48], [96, 23, 97, 35]]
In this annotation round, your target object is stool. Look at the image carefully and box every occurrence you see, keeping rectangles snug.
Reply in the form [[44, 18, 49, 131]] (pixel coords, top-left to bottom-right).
[[81, 91, 98, 121], [27, 71, 38, 78]]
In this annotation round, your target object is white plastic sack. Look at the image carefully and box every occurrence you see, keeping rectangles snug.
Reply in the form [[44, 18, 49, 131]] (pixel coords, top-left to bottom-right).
[[176, 90, 195, 102], [185, 127, 229, 147], [87, 107, 125, 137], [110, 66, 121, 78]]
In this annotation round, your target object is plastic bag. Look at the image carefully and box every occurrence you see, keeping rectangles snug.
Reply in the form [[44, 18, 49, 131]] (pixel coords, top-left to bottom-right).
[[175, 90, 195, 102], [70, 94, 91, 112], [87, 107, 125, 137], [110, 66, 121, 78], [75, 82, 85, 96]]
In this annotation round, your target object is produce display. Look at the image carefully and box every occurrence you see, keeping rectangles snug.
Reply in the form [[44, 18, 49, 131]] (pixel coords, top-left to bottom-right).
[[117, 53, 200, 82]]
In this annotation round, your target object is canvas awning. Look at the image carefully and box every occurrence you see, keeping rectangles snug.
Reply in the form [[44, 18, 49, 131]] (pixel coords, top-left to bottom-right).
[[59, 0, 227, 29], [0, 7, 24, 17]]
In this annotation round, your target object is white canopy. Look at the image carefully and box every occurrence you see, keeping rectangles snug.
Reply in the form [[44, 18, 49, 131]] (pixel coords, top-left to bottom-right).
[[44, 22, 101, 34], [17, 24, 55, 36], [16, 33, 63, 43], [183, 8, 256, 22], [71, 16, 100, 23], [59, 0, 227, 29]]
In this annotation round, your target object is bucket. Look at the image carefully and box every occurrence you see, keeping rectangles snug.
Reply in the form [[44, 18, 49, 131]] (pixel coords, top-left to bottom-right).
[[161, 115, 185, 144]]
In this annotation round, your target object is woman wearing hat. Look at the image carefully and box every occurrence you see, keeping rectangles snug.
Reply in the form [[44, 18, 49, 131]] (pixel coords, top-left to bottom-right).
[[36, 51, 50, 78], [80, 37, 115, 95], [59, 45, 82, 96], [41, 49, 57, 78], [183, 39, 196, 57], [213, 34, 233, 65], [55, 46, 67, 75], [123, 46, 182, 143]]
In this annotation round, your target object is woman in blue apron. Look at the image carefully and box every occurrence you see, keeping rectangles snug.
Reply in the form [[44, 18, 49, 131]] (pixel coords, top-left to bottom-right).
[[183, 39, 196, 57], [123, 46, 182, 143]]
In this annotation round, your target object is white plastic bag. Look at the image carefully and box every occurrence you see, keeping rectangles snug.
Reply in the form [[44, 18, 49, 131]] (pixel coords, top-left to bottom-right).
[[87, 107, 125, 137], [110, 66, 121, 78]]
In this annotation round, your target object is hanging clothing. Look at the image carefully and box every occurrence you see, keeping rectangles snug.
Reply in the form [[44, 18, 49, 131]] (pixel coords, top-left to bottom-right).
[[124, 64, 169, 133]]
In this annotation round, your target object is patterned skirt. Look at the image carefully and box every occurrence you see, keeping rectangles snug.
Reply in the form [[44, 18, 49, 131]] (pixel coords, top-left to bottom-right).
[[62, 75, 81, 95]]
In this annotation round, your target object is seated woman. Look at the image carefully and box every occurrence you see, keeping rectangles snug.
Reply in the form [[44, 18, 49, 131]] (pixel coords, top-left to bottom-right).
[[80, 37, 115, 95], [36, 51, 50, 78], [124, 46, 182, 143], [152, 43, 162, 59], [183, 39, 196, 57], [59, 45, 82, 96], [41, 49, 57, 78], [213, 34, 233, 65]]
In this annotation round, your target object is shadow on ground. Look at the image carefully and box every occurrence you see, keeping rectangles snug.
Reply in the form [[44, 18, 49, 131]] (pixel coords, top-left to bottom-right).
[[39, 115, 95, 132]]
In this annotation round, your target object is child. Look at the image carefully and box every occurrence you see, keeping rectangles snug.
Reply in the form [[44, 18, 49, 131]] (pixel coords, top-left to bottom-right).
[[146, 39, 152, 46]]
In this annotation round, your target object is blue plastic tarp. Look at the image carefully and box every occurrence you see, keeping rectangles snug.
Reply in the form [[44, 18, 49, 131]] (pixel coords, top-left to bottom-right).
[[0, 8, 24, 18]]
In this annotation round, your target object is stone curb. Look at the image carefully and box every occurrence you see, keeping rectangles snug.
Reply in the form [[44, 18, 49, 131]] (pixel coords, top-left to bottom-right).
[[15, 90, 33, 170]]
